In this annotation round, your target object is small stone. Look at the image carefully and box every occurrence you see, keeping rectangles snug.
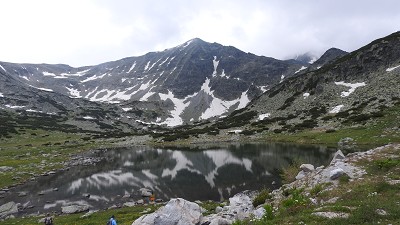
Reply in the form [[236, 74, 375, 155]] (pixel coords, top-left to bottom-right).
[[375, 209, 388, 216], [330, 150, 346, 164], [136, 199, 144, 205]]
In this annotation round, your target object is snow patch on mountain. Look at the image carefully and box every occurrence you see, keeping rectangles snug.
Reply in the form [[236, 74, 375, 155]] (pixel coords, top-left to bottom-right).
[[334, 81, 366, 97], [212, 56, 219, 77], [144, 61, 151, 72], [329, 104, 344, 113], [295, 66, 307, 74], [20, 75, 29, 81], [0, 64, 6, 72], [158, 57, 169, 67], [303, 93, 310, 99], [127, 61, 137, 73], [259, 85, 269, 93], [122, 107, 132, 112], [181, 39, 194, 48], [81, 73, 108, 83], [280, 75, 285, 83], [237, 91, 250, 109], [386, 65, 400, 72], [258, 113, 271, 120], [167, 57, 175, 66], [29, 85, 53, 92], [199, 78, 247, 120], [0, 92, 3, 97], [159, 90, 193, 127], [60, 69, 90, 77], [5, 104, 25, 109], [42, 71, 56, 77], [66, 87, 82, 98]]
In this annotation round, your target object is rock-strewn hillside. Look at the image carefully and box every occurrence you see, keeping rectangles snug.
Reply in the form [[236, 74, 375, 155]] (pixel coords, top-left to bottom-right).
[[202, 31, 400, 137]]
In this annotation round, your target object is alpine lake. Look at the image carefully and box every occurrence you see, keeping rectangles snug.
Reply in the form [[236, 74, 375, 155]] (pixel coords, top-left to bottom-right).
[[2, 142, 340, 216]]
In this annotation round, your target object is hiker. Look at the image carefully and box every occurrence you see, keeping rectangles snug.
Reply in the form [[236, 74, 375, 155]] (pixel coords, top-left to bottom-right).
[[107, 215, 117, 225], [150, 191, 155, 203], [44, 213, 54, 225]]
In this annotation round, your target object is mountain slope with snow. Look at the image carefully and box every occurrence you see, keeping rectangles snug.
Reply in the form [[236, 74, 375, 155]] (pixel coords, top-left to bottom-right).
[[0, 38, 308, 127]]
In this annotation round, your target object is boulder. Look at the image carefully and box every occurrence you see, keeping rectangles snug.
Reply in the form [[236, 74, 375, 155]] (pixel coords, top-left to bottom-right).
[[329, 168, 345, 180], [331, 150, 345, 163], [0, 202, 18, 218], [132, 198, 202, 225], [300, 164, 315, 172], [228, 192, 254, 221], [140, 188, 152, 197], [62, 205, 90, 214]]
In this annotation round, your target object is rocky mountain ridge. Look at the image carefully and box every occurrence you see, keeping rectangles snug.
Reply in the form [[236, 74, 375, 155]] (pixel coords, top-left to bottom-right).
[[0, 38, 322, 133], [188, 31, 400, 138]]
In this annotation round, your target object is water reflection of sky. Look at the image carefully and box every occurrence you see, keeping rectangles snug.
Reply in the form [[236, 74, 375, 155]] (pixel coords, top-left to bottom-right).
[[64, 144, 333, 202]]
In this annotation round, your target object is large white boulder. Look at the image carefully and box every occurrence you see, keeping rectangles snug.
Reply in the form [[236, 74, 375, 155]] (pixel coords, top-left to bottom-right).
[[132, 198, 202, 225]]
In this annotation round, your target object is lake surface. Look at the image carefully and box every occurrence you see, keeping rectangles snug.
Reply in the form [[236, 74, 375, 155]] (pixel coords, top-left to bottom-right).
[[2, 143, 337, 215]]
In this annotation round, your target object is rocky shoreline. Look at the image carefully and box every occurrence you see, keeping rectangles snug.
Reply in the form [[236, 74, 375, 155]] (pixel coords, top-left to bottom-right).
[[1, 143, 398, 224]]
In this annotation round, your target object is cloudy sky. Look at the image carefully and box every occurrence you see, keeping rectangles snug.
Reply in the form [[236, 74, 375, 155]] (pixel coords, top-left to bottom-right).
[[0, 0, 399, 67]]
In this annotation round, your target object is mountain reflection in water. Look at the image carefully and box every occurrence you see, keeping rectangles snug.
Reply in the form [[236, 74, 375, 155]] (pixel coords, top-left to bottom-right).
[[1, 143, 336, 214]]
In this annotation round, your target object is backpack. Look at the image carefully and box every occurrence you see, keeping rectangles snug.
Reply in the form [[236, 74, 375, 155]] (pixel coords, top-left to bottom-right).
[[44, 217, 53, 225]]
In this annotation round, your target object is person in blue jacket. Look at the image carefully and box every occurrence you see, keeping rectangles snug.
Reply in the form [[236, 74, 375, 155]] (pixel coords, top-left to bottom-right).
[[108, 215, 117, 225]]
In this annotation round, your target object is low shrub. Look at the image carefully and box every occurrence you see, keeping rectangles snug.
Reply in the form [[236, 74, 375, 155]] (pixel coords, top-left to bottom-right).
[[252, 188, 271, 207]]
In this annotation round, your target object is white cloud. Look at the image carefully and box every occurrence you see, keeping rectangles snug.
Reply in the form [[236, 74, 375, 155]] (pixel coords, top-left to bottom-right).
[[0, 0, 399, 66]]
